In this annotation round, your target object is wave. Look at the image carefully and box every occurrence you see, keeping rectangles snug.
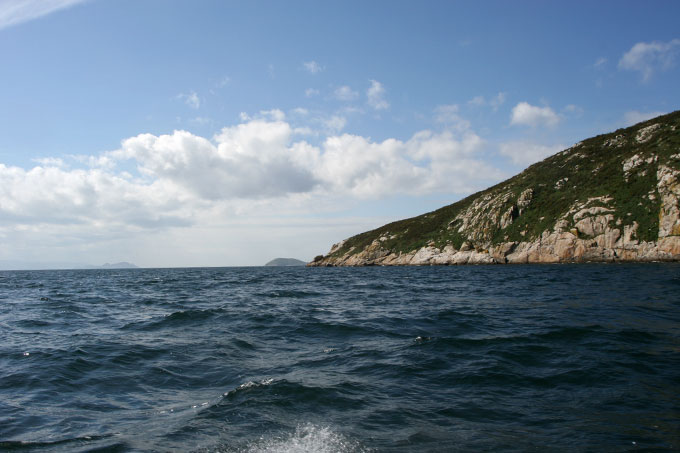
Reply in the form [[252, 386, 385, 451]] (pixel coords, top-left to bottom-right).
[[13, 319, 53, 328], [0, 433, 120, 451], [291, 319, 404, 340], [187, 378, 370, 422], [210, 423, 371, 453], [121, 307, 228, 331], [257, 289, 324, 299]]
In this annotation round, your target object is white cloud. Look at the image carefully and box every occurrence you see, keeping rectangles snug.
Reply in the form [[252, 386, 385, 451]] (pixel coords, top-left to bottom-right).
[[338, 105, 364, 115], [499, 141, 565, 166], [69, 153, 115, 169], [491, 92, 506, 110], [178, 91, 201, 109], [0, 115, 502, 226], [563, 104, 584, 116], [292, 126, 314, 136], [0, 0, 86, 30], [467, 92, 506, 111], [468, 96, 485, 107], [302, 61, 323, 74], [189, 116, 213, 125], [0, 162, 191, 228], [305, 88, 320, 97], [619, 39, 680, 82], [0, 110, 514, 267], [334, 85, 358, 101], [321, 115, 347, 134], [623, 110, 667, 126], [510, 102, 560, 127], [366, 79, 389, 110], [32, 157, 67, 168], [259, 108, 286, 121], [115, 122, 316, 200], [216, 76, 230, 88], [434, 104, 470, 131], [594, 57, 607, 68], [315, 129, 497, 197]]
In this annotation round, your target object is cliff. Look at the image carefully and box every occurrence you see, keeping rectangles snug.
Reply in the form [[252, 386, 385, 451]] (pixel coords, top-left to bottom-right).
[[310, 111, 680, 266]]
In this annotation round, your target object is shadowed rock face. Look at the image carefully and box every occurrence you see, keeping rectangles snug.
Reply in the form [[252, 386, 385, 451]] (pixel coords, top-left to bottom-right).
[[310, 111, 680, 266]]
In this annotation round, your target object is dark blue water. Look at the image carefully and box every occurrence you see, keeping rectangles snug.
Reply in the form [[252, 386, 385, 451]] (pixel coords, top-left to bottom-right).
[[1, 265, 679, 452]]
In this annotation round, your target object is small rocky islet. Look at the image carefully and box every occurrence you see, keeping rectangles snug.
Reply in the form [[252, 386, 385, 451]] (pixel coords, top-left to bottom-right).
[[310, 111, 680, 266], [265, 258, 307, 266]]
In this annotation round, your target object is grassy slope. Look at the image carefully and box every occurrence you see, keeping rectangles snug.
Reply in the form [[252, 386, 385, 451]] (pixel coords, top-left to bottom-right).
[[328, 111, 680, 258]]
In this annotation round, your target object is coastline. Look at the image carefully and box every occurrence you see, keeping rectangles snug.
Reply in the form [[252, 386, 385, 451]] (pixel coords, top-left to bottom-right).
[[309, 235, 680, 266]]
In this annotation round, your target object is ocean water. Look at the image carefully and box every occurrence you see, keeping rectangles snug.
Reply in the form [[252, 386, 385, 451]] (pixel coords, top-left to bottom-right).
[[0, 264, 678, 452]]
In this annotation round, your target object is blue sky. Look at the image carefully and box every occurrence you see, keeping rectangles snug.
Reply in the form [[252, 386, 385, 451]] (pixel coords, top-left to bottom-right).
[[0, 0, 679, 267]]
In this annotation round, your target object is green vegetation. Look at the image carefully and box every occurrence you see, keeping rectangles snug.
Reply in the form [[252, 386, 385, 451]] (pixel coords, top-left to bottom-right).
[[328, 111, 680, 258]]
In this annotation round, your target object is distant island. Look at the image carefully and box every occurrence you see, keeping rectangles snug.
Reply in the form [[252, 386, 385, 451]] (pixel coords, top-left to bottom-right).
[[0, 261, 139, 271], [85, 262, 139, 269], [265, 258, 307, 266], [311, 111, 680, 266]]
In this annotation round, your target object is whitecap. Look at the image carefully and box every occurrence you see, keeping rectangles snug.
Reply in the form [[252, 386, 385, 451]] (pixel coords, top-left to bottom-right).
[[239, 423, 371, 453], [224, 378, 275, 396]]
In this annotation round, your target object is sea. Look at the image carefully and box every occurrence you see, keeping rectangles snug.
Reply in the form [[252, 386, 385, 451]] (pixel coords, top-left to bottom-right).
[[1, 264, 678, 452]]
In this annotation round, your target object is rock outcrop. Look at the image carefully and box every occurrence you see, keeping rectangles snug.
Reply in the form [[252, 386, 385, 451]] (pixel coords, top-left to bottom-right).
[[310, 111, 680, 266]]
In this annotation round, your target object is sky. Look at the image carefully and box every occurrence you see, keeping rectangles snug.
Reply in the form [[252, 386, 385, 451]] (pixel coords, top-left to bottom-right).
[[0, 0, 679, 268]]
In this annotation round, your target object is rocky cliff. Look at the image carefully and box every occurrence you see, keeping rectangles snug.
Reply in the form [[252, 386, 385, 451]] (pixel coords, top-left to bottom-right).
[[310, 111, 680, 266]]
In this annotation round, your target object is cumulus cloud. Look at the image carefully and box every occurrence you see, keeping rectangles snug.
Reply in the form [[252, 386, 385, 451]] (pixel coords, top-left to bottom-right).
[[0, 116, 504, 232], [0, 163, 192, 228], [334, 85, 358, 101], [0, 0, 86, 30], [366, 80, 389, 110], [619, 39, 680, 82], [305, 88, 320, 97], [315, 129, 496, 197], [623, 110, 667, 126], [302, 61, 323, 74], [499, 141, 565, 166], [116, 125, 316, 200], [510, 102, 560, 127]]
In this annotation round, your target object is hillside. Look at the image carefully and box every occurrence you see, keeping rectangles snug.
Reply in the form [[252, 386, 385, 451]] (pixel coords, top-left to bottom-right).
[[309, 111, 680, 266]]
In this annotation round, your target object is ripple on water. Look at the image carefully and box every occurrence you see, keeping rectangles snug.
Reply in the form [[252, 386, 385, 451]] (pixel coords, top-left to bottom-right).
[[1, 265, 679, 452]]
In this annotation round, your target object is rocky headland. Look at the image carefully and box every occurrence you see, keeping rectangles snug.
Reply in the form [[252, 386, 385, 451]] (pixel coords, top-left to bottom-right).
[[310, 111, 680, 266]]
